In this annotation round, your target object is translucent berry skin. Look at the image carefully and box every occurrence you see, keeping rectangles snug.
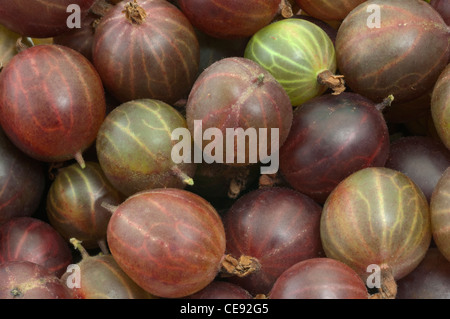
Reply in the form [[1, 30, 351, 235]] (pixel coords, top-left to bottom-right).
[[321, 167, 431, 282], [107, 188, 226, 298], [269, 258, 368, 299]]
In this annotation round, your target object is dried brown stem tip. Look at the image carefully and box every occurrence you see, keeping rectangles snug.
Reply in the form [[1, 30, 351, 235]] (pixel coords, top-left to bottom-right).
[[259, 172, 284, 188], [228, 168, 251, 199], [123, 0, 147, 24], [369, 264, 397, 299], [221, 254, 261, 278], [317, 70, 346, 95], [279, 0, 294, 18]]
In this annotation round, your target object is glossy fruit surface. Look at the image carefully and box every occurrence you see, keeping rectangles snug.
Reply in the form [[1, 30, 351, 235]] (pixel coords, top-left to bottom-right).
[[336, 0, 450, 103], [431, 64, 450, 150], [0, 44, 106, 165], [96, 99, 196, 197], [293, 15, 338, 44], [431, 0, 450, 25], [279, 92, 390, 203], [178, 0, 280, 39], [321, 167, 431, 282], [107, 188, 226, 298], [269, 258, 368, 299], [0, 0, 96, 38], [245, 18, 339, 106], [186, 57, 293, 166], [295, 0, 366, 21], [61, 239, 154, 299], [0, 217, 73, 277], [430, 167, 450, 262], [223, 187, 323, 295], [92, 0, 199, 104], [0, 261, 72, 299], [46, 162, 123, 249], [0, 128, 45, 225], [385, 136, 450, 202], [397, 247, 450, 299]]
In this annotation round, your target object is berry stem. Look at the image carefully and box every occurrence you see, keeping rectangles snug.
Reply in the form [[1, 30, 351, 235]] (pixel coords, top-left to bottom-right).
[[74, 151, 86, 169], [171, 166, 194, 186], [220, 254, 261, 278], [369, 264, 397, 299], [279, 0, 294, 18], [123, 0, 147, 25], [375, 94, 395, 112], [101, 202, 118, 214], [97, 238, 110, 255], [16, 37, 34, 53], [228, 167, 251, 199], [70, 238, 90, 260], [317, 70, 346, 95]]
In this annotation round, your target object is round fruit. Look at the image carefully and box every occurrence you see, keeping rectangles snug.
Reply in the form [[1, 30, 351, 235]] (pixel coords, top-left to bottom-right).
[[0, 128, 45, 225], [0, 217, 73, 277], [46, 162, 123, 249], [385, 136, 450, 202], [431, 64, 450, 150], [106, 188, 226, 298], [60, 238, 154, 299], [293, 15, 338, 44], [269, 258, 368, 299], [430, 0, 450, 25], [336, 0, 450, 103], [321, 167, 431, 284], [96, 99, 196, 197], [0, 0, 96, 38], [295, 0, 366, 21], [92, 0, 199, 104], [186, 57, 293, 167], [279, 92, 390, 204], [430, 167, 450, 262], [53, 10, 98, 62], [0, 44, 106, 166], [223, 187, 323, 295], [244, 18, 343, 106], [0, 261, 72, 299], [397, 247, 450, 299], [177, 0, 281, 39]]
